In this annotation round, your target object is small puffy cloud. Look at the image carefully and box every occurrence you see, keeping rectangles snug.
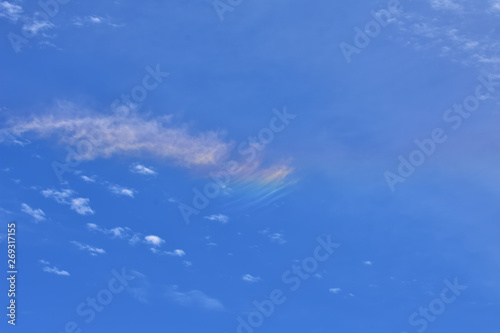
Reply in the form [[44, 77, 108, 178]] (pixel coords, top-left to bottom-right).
[[21, 203, 46, 222], [41, 188, 74, 204], [167, 287, 225, 311], [108, 184, 135, 198], [70, 241, 105, 256], [144, 235, 165, 247], [70, 198, 94, 215], [329, 288, 341, 294], [242, 274, 262, 283], [363, 261, 372, 266], [204, 214, 229, 224], [41, 188, 94, 215], [0, 1, 23, 22], [43, 266, 70, 276], [130, 163, 157, 176], [39, 259, 50, 265], [151, 248, 186, 257]]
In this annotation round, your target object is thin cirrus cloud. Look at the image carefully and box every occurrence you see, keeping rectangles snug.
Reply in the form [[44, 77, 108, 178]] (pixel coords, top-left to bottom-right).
[[43, 266, 70, 276], [204, 214, 229, 224], [0, 1, 22, 22], [167, 286, 225, 312], [20, 203, 46, 222], [242, 274, 262, 283], [70, 241, 106, 256], [41, 188, 94, 215], [0, 105, 232, 167], [40, 259, 70, 276]]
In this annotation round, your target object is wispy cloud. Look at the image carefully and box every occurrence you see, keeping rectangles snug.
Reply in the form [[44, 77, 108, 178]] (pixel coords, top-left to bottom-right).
[[363, 260, 373, 266], [204, 214, 229, 224], [167, 286, 225, 311], [41, 188, 94, 215], [260, 228, 286, 245], [242, 274, 262, 283], [81, 175, 96, 182], [22, 18, 54, 36], [151, 248, 186, 257], [43, 266, 70, 276], [130, 163, 157, 176], [0, 106, 232, 167], [39, 259, 50, 265], [0, 1, 22, 22], [21, 203, 46, 222], [87, 223, 135, 241], [430, 0, 463, 11], [70, 198, 94, 215], [87, 224, 168, 254], [72, 15, 123, 27], [108, 184, 135, 198], [70, 241, 105, 256]]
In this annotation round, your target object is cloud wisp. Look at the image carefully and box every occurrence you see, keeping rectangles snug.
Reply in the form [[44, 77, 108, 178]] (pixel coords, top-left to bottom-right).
[[0, 107, 232, 167], [21, 203, 46, 222]]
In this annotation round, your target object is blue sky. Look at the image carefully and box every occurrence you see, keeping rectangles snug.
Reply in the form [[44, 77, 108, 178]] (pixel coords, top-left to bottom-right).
[[1, 0, 500, 332]]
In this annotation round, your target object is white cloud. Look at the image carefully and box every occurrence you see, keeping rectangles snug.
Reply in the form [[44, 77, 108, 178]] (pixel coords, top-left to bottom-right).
[[43, 266, 70, 276], [204, 214, 229, 224], [22, 18, 54, 36], [39, 259, 50, 265], [72, 16, 122, 27], [1, 108, 231, 167], [70, 198, 94, 215], [130, 163, 157, 176], [269, 232, 286, 244], [165, 249, 185, 257], [242, 274, 262, 283], [430, 0, 462, 11], [167, 287, 225, 311], [21, 203, 46, 222], [183, 261, 192, 267], [329, 288, 341, 294], [259, 229, 287, 245], [81, 175, 96, 182], [0, 1, 22, 22], [363, 261, 373, 266], [41, 188, 74, 204], [151, 248, 186, 257], [144, 235, 165, 247], [108, 184, 135, 198], [42, 188, 94, 215], [70, 241, 105, 256], [87, 223, 134, 240]]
